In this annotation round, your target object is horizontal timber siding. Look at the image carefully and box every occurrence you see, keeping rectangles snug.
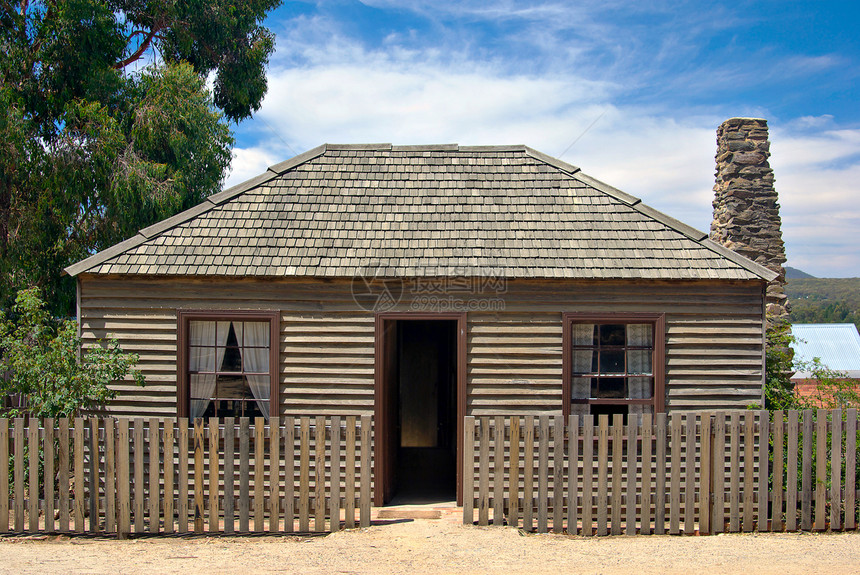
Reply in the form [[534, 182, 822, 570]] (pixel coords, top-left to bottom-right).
[[78, 276, 765, 417]]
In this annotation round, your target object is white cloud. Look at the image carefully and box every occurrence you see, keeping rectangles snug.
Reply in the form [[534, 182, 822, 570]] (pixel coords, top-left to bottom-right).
[[226, 14, 860, 277]]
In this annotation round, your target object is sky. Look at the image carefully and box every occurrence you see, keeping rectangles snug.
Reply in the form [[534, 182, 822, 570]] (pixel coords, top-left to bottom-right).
[[226, 0, 860, 278]]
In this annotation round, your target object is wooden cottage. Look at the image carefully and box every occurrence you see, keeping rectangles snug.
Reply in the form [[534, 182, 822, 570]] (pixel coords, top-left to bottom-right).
[[65, 144, 777, 504]]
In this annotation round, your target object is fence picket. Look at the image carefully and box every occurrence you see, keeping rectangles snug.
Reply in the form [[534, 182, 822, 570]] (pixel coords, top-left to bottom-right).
[[313, 416, 325, 532], [743, 413, 754, 532], [193, 419, 205, 533], [581, 415, 594, 536], [553, 415, 564, 533], [625, 416, 638, 536], [89, 417, 100, 533], [103, 419, 114, 534], [163, 420, 174, 535], [284, 417, 296, 532], [831, 409, 842, 531], [522, 416, 534, 531], [537, 416, 549, 533], [713, 412, 726, 534], [209, 417, 220, 533], [257, 417, 267, 532], [700, 413, 711, 535], [271, 416, 282, 533], [74, 418, 85, 533], [509, 416, 521, 529], [786, 410, 799, 532], [684, 413, 695, 535], [223, 417, 235, 534], [729, 412, 740, 533], [239, 418, 250, 532], [640, 414, 652, 536], [359, 415, 371, 528], [13, 418, 23, 533], [463, 416, 475, 526], [329, 416, 339, 533], [655, 413, 666, 535], [567, 416, 578, 535], [28, 421, 39, 533], [178, 418, 189, 534], [757, 410, 768, 532], [611, 414, 623, 536], [495, 416, 505, 527], [44, 419, 54, 534], [149, 418, 161, 534], [298, 417, 310, 532], [596, 415, 609, 536], [772, 411, 784, 532], [116, 419, 130, 538], [478, 418, 490, 526], [344, 416, 354, 530], [669, 414, 681, 535], [801, 410, 813, 531], [814, 409, 827, 531], [846, 409, 857, 530], [133, 418, 144, 534]]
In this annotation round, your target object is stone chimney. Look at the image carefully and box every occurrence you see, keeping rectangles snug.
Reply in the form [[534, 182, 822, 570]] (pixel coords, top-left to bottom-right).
[[710, 118, 789, 323]]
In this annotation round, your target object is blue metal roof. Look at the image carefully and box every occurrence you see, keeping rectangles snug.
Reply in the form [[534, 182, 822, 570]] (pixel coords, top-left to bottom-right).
[[791, 323, 860, 375]]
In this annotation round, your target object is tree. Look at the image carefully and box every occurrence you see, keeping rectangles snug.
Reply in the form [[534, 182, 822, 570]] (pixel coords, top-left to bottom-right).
[[0, 0, 281, 314], [0, 288, 144, 417]]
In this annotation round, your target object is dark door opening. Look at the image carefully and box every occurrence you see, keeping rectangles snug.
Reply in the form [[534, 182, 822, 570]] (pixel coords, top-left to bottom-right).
[[377, 318, 458, 505]]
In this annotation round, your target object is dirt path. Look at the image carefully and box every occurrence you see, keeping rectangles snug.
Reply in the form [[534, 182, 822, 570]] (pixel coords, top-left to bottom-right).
[[1, 517, 859, 575]]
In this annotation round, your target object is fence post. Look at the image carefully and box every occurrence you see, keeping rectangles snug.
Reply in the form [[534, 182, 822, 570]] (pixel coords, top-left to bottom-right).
[[846, 409, 857, 530], [700, 413, 712, 535], [0, 419, 8, 532], [831, 409, 842, 531], [495, 416, 505, 527]]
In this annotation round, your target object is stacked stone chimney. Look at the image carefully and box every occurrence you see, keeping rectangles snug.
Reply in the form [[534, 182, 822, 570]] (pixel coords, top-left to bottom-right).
[[710, 118, 789, 323]]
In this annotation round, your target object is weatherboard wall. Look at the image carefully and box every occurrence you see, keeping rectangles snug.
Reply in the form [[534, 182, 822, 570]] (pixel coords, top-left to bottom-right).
[[78, 276, 766, 417]]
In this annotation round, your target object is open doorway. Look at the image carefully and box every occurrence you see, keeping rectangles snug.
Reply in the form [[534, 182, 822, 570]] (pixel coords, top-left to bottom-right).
[[375, 314, 465, 506]]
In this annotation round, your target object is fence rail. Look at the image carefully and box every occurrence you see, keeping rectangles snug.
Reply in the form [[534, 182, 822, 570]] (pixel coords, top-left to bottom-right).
[[0, 416, 373, 536], [463, 409, 860, 535]]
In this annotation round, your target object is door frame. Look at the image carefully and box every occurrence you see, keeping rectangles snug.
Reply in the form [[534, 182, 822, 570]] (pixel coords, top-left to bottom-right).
[[374, 311, 467, 505]]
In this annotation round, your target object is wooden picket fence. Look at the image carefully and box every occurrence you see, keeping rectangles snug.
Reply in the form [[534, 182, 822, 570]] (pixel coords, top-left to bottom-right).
[[463, 409, 860, 535], [0, 416, 373, 536]]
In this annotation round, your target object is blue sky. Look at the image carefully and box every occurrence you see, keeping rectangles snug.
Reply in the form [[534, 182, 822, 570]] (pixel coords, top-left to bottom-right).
[[227, 0, 860, 277]]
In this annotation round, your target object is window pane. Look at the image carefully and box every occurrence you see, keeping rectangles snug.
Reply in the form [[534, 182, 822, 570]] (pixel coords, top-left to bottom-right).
[[599, 350, 625, 373], [627, 350, 652, 375], [628, 404, 654, 424], [626, 323, 653, 347], [572, 324, 596, 346], [599, 324, 625, 345], [597, 377, 625, 398], [189, 321, 215, 346], [221, 345, 243, 372], [215, 374, 253, 400], [572, 349, 596, 374], [571, 377, 591, 399], [243, 322, 270, 347], [189, 347, 215, 372], [628, 377, 653, 399]]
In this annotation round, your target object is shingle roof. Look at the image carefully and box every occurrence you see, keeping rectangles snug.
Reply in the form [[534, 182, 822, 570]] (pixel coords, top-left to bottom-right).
[[65, 144, 777, 281], [791, 324, 860, 377]]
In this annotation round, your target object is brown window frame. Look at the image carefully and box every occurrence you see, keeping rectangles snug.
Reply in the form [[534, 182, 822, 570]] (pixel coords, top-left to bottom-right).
[[177, 310, 280, 419], [562, 312, 666, 419]]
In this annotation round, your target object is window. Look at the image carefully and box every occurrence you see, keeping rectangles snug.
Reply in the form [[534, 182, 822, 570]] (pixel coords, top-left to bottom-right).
[[178, 311, 279, 420], [563, 313, 665, 420]]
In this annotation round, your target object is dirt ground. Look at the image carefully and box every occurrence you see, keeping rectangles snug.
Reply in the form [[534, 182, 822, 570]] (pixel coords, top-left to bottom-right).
[[1, 512, 859, 575]]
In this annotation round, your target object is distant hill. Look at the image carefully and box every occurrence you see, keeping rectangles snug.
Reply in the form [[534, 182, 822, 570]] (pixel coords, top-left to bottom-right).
[[785, 266, 816, 279], [786, 277, 860, 331]]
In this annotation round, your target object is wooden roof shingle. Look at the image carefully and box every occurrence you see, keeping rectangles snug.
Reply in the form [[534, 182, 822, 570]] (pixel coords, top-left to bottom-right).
[[65, 144, 777, 281]]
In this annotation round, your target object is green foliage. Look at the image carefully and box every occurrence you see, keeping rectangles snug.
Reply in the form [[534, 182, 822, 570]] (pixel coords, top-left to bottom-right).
[[0, 288, 144, 418], [763, 321, 802, 411], [0, 0, 281, 314], [786, 278, 860, 332]]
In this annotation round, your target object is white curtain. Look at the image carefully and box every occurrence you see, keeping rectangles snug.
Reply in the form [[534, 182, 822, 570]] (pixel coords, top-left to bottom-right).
[[189, 321, 229, 419], [571, 324, 595, 402], [238, 321, 271, 419]]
